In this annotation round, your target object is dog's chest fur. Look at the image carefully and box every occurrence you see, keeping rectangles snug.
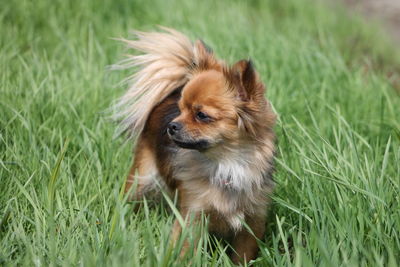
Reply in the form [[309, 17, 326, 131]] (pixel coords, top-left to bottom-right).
[[171, 146, 274, 230]]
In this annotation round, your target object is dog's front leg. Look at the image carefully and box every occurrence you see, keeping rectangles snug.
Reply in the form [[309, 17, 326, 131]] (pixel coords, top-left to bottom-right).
[[230, 215, 265, 265], [171, 216, 190, 257], [171, 203, 201, 258]]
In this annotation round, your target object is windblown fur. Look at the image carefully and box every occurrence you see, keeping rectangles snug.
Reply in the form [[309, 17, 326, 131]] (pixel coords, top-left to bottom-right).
[[113, 27, 214, 137]]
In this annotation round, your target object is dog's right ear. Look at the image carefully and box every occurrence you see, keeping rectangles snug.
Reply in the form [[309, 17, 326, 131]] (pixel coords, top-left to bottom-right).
[[194, 40, 215, 69], [196, 39, 213, 54]]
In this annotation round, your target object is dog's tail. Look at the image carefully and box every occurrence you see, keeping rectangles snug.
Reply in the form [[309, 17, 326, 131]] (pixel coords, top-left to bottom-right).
[[112, 27, 215, 138]]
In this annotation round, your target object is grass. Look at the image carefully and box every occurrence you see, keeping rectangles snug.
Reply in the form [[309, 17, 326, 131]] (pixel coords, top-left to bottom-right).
[[1, 0, 399, 266]]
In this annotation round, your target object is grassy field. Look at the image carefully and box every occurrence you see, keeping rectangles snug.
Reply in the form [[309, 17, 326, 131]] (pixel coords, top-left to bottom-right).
[[1, 0, 400, 266]]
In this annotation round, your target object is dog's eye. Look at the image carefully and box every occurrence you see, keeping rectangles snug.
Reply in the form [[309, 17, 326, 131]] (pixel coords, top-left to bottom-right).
[[196, 111, 210, 122]]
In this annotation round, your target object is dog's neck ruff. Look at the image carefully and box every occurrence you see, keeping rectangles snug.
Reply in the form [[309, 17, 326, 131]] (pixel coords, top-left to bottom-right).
[[210, 150, 267, 192], [174, 143, 273, 194]]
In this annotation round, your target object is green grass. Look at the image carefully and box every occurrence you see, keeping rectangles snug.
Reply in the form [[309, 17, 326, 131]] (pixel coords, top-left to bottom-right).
[[1, 0, 400, 266]]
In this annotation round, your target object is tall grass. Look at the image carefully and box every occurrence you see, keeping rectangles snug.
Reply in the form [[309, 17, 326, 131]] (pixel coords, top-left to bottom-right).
[[1, 0, 399, 266]]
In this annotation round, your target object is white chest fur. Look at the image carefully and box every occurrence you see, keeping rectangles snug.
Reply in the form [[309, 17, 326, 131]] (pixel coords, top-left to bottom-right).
[[173, 146, 273, 230], [174, 146, 269, 193]]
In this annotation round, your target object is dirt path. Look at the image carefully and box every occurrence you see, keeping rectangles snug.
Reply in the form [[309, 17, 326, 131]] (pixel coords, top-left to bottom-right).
[[344, 0, 400, 42]]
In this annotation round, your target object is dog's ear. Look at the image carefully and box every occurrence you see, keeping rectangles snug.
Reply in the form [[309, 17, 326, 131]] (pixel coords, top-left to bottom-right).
[[231, 59, 263, 101], [231, 60, 271, 136], [196, 39, 213, 54], [194, 40, 215, 69], [195, 39, 213, 55]]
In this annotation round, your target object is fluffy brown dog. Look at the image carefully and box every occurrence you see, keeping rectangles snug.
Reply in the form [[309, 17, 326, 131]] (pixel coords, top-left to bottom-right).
[[114, 27, 276, 264]]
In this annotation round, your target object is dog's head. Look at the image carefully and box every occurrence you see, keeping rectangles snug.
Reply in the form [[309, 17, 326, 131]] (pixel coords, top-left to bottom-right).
[[167, 42, 275, 152]]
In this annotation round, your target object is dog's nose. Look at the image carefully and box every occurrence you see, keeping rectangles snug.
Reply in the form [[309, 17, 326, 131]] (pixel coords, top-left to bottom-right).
[[167, 122, 182, 135]]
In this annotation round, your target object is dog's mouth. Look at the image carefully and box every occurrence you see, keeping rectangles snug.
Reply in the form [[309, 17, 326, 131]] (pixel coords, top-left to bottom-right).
[[171, 138, 210, 150]]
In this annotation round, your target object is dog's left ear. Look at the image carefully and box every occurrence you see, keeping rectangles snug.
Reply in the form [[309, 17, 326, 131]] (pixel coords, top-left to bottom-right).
[[231, 59, 263, 101]]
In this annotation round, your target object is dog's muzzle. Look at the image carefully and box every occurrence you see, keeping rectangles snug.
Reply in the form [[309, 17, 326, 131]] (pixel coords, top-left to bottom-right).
[[167, 122, 210, 150], [167, 122, 182, 136]]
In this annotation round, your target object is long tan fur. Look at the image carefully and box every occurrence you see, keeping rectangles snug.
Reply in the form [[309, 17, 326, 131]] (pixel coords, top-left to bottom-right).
[[113, 27, 206, 137]]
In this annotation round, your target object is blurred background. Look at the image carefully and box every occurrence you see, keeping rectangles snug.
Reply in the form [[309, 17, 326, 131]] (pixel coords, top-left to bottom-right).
[[345, 0, 400, 41]]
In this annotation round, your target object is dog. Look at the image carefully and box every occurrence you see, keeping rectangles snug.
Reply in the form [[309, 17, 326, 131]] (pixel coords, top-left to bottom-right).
[[113, 27, 276, 264]]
